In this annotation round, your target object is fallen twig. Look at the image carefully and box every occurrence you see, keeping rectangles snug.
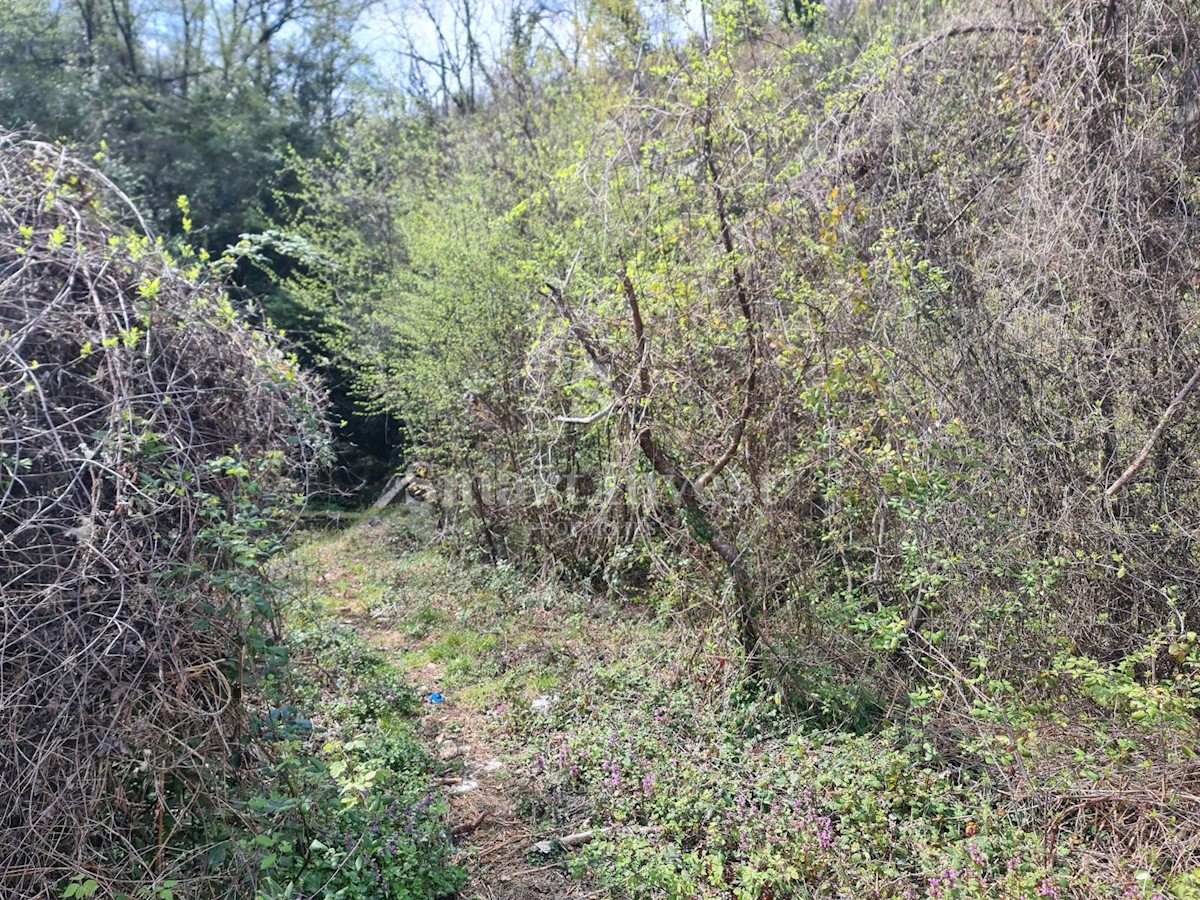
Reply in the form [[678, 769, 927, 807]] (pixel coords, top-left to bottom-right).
[[476, 833, 530, 858], [452, 813, 487, 836], [531, 824, 657, 854]]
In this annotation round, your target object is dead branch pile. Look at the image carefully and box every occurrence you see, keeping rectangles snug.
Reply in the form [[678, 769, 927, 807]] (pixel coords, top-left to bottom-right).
[[0, 133, 326, 896]]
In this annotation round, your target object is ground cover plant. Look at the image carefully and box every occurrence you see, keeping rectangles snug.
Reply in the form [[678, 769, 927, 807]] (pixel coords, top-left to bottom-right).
[[236, 612, 466, 900], [277, 511, 1200, 899]]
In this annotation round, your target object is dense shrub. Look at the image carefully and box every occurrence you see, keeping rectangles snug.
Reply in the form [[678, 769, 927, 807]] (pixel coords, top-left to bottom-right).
[[284, 0, 1200, 697], [0, 134, 327, 896], [281, 0, 1200, 888]]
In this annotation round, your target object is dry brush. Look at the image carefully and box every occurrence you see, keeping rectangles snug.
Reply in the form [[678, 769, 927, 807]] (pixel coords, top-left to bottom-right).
[[0, 134, 327, 896]]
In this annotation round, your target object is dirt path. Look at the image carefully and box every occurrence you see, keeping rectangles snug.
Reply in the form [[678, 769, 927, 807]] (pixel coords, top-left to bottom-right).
[[417, 680, 589, 900], [298, 513, 604, 898], [354, 607, 596, 899]]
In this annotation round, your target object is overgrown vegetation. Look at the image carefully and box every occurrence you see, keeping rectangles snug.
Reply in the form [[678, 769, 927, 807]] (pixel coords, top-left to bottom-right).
[[236, 616, 464, 900], [278, 510, 1200, 898], [274, 0, 1200, 893], [0, 135, 462, 899], [0, 133, 332, 896], [6, 0, 1200, 896]]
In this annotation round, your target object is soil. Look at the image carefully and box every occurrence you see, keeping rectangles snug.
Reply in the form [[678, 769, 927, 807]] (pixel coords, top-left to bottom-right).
[[353, 621, 598, 900], [421, 694, 590, 900]]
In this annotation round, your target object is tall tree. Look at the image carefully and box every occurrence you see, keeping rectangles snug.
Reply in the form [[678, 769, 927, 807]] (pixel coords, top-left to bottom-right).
[[0, 0, 378, 247]]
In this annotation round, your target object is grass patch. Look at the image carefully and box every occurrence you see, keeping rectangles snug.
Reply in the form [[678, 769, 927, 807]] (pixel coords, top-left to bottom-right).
[[235, 616, 465, 900], [232, 509, 467, 899], [275, 510, 1199, 899]]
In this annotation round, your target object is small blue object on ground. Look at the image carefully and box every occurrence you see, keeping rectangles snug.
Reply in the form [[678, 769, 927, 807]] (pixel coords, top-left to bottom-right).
[[428, 693, 445, 704]]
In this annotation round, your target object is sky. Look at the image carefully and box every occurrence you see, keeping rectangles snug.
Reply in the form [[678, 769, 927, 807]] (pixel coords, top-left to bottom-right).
[[353, 0, 708, 85]]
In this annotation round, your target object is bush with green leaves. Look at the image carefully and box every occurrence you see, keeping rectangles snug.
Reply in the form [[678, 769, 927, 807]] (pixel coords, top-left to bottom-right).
[[283, 0, 1200, 687], [230, 622, 465, 900], [0, 133, 329, 897], [278, 0, 1200, 888]]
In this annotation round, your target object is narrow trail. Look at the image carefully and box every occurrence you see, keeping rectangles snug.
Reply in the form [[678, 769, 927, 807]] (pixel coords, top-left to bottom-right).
[[368, 624, 593, 900], [301, 510, 603, 899]]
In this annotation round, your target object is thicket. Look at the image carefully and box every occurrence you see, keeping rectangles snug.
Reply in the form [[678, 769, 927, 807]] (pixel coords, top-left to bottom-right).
[[0, 0, 412, 483], [280, 0, 1200, 887], [0, 129, 477, 900], [0, 133, 334, 897]]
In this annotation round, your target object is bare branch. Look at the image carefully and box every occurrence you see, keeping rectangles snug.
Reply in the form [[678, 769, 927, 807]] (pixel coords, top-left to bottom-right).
[[1106, 363, 1200, 498]]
